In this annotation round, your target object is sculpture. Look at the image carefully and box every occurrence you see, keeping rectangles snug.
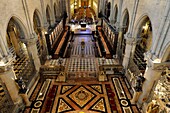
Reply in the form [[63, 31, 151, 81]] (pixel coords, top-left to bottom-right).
[[146, 101, 160, 113], [134, 74, 145, 92], [16, 77, 27, 93]]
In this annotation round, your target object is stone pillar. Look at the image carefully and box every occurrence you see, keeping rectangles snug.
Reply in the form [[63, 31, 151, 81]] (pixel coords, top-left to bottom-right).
[[131, 91, 142, 104], [41, 28, 49, 56], [19, 94, 31, 106], [99, 0, 104, 14], [40, 0, 49, 29], [8, 27, 20, 56], [0, 48, 3, 59], [109, 0, 115, 25], [25, 36, 41, 72], [115, 0, 123, 28], [66, 0, 71, 21], [122, 36, 137, 69], [0, 34, 8, 57], [117, 27, 124, 55], [138, 66, 161, 105], [0, 61, 22, 104], [50, 0, 55, 26], [126, 0, 139, 35]]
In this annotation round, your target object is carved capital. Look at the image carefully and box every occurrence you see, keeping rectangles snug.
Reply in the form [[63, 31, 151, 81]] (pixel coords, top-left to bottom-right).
[[144, 54, 170, 71], [22, 34, 38, 46], [0, 58, 14, 73]]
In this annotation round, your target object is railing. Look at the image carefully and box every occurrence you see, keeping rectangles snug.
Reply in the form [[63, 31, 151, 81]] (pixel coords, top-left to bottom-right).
[[40, 65, 65, 81]]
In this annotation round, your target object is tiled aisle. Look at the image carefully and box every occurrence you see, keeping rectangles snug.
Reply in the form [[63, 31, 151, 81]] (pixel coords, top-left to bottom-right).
[[67, 35, 97, 79], [24, 76, 140, 113]]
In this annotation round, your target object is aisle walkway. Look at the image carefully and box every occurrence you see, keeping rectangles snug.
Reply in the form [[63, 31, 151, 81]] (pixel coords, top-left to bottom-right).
[[67, 35, 98, 79]]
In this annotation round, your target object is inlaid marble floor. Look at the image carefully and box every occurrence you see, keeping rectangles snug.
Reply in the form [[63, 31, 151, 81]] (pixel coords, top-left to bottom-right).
[[24, 75, 140, 113]]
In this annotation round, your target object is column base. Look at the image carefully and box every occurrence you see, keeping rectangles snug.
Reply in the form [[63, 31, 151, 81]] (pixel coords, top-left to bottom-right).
[[130, 89, 142, 104], [19, 94, 31, 107], [98, 71, 107, 81]]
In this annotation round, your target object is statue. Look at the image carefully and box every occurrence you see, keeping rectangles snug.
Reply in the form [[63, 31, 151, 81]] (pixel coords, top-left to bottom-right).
[[146, 100, 160, 113], [134, 74, 145, 92], [16, 77, 27, 93]]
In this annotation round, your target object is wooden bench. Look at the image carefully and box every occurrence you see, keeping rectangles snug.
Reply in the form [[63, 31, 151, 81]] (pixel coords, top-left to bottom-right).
[[53, 31, 68, 58], [98, 30, 112, 58]]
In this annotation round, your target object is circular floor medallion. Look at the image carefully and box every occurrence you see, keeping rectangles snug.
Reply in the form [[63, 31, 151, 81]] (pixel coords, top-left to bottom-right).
[[121, 99, 129, 106], [75, 90, 88, 101], [34, 101, 42, 108]]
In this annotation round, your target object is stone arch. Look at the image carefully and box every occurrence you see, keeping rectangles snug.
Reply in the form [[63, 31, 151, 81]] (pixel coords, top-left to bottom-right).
[[54, 3, 57, 20], [46, 5, 53, 27], [121, 8, 130, 32], [161, 43, 170, 62], [33, 9, 43, 55], [6, 16, 36, 84], [58, 1, 62, 17], [132, 15, 153, 72], [136, 15, 152, 51], [120, 9, 130, 54], [6, 16, 29, 57], [5, 15, 28, 40], [113, 4, 118, 24], [33, 9, 43, 28]]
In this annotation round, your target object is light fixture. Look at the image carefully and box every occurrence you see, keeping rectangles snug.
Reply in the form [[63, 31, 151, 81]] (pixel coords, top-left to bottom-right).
[[142, 23, 149, 31]]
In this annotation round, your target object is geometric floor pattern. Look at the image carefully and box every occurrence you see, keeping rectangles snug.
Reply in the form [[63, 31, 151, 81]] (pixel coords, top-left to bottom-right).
[[68, 58, 96, 72], [89, 97, 107, 113], [67, 85, 96, 108], [24, 75, 140, 113]]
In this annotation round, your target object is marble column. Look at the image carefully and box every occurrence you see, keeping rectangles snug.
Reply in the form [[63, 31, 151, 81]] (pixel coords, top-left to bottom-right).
[[8, 27, 20, 57], [117, 26, 124, 56], [0, 61, 22, 104], [0, 34, 8, 57], [50, 0, 55, 26], [131, 91, 142, 104], [40, 0, 49, 30], [122, 35, 137, 69], [99, 0, 104, 14], [0, 48, 3, 59], [41, 28, 49, 56], [115, 0, 123, 28], [19, 94, 31, 106], [126, 0, 139, 35], [66, 0, 71, 21], [25, 36, 41, 72], [138, 65, 162, 105], [109, 0, 115, 25]]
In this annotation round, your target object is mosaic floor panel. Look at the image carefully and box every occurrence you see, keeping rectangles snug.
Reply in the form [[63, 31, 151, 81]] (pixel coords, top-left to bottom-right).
[[68, 58, 96, 72], [24, 75, 140, 113], [67, 85, 96, 108]]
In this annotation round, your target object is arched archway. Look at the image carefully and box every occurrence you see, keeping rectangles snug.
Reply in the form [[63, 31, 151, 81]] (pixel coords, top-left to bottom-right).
[[121, 9, 129, 54], [6, 16, 36, 82], [161, 43, 170, 62], [118, 9, 130, 63], [46, 5, 52, 27], [113, 5, 118, 24], [104, 0, 111, 19], [54, 3, 57, 21], [6, 17, 27, 57], [33, 9, 47, 64], [133, 16, 152, 72]]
